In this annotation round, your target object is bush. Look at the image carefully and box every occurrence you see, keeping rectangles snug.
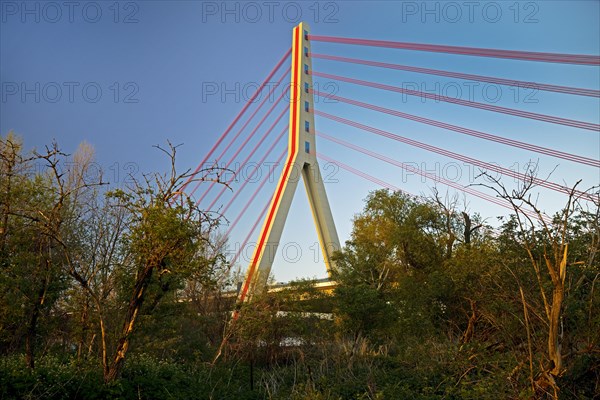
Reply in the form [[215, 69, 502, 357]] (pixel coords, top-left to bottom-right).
[[0, 354, 263, 400], [0, 355, 108, 400]]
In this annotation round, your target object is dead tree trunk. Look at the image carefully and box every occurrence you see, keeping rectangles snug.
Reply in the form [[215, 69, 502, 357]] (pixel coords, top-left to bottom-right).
[[546, 246, 568, 376]]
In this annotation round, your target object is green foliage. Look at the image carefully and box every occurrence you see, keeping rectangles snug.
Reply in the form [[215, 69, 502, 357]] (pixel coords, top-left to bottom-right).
[[330, 188, 599, 398], [334, 283, 396, 342], [230, 278, 334, 367], [0, 354, 265, 400], [2, 138, 599, 398]]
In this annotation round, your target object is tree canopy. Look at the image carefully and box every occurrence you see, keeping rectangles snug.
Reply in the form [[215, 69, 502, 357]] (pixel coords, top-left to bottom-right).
[[1, 134, 598, 399]]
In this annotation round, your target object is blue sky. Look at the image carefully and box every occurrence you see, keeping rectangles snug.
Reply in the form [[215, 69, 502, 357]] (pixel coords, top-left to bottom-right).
[[2, 1, 599, 282]]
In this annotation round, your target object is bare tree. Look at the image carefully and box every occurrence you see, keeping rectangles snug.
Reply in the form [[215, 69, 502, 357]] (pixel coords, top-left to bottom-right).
[[0, 138, 106, 369], [479, 164, 598, 397]]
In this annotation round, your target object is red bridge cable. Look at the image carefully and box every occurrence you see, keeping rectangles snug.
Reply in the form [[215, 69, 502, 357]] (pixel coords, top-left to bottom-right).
[[310, 53, 600, 98], [230, 201, 270, 266], [316, 131, 542, 221], [311, 71, 600, 132], [226, 186, 277, 329], [206, 111, 288, 211], [310, 90, 599, 168], [189, 67, 290, 201], [180, 48, 291, 197], [229, 180, 278, 266], [224, 148, 287, 241], [221, 126, 288, 217], [314, 110, 594, 202], [307, 35, 600, 66], [317, 152, 546, 223], [317, 152, 404, 192], [195, 88, 290, 206]]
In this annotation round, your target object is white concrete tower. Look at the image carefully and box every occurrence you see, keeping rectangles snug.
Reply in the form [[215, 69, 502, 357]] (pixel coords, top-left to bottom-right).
[[237, 22, 341, 304]]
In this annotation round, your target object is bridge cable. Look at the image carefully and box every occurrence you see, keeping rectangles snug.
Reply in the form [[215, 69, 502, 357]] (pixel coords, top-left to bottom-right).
[[310, 90, 599, 167], [310, 53, 600, 98], [223, 147, 288, 245], [312, 71, 600, 132], [195, 87, 290, 206], [206, 110, 289, 211], [317, 131, 543, 221], [314, 110, 594, 202], [179, 48, 291, 198], [221, 125, 288, 217], [308, 35, 600, 65]]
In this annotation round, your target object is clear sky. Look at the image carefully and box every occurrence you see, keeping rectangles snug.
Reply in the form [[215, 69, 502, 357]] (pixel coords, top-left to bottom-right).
[[2, 0, 599, 283]]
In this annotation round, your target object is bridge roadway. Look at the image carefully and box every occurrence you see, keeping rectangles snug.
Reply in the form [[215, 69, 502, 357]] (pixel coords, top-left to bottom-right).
[[220, 277, 338, 298], [267, 277, 337, 294], [182, 277, 337, 322], [207, 277, 338, 319]]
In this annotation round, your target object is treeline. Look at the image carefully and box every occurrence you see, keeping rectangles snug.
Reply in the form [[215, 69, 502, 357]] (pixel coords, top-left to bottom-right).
[[0, 133, 598, 399]]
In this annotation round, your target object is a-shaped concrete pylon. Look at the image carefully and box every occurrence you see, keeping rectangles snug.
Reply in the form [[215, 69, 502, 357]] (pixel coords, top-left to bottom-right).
[[238, 22, 340, 304]]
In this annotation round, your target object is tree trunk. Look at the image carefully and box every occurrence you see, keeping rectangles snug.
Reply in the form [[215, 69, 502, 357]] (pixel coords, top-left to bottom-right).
[[547, 245, 568, 378], [250, 357, 254, 391], [104, 264, 154, 383], [462, 212, 472, 246], [25, 262, 50, 369], [0, 155, 13, 252], [25, 303, 40, 369], [77, 298, 90, 361], [461, 299, 477, 343], [548, 286, 564, 376]]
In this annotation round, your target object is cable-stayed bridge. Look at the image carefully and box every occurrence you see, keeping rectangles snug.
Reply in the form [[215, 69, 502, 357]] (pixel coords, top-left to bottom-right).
[[178, 23, 599, 308]]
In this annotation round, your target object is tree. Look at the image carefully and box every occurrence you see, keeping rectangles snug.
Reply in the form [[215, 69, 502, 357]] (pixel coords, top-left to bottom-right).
[[481, 166, 599, 397], [100, 142, 225, 382], [332, 189, 449, 346], [0, 135, 98, 369], [1, 135, 227, 381]]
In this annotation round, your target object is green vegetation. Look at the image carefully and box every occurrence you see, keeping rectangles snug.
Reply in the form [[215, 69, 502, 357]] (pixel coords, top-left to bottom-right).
[[1, 133, 598, 399]]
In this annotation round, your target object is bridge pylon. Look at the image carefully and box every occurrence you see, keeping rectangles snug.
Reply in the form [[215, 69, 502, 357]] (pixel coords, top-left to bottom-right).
[[237, 22, 341, 304]]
